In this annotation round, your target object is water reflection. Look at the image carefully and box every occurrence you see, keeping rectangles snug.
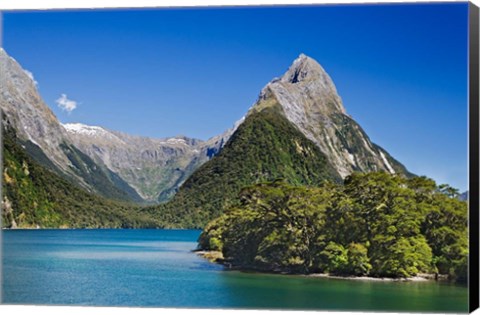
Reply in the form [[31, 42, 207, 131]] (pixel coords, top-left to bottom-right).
[[2, 229, 468, 312], [217, 271, 468, 312]]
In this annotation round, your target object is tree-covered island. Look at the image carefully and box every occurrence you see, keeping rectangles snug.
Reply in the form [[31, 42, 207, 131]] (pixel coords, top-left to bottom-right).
[[198, 172, 468, 283]]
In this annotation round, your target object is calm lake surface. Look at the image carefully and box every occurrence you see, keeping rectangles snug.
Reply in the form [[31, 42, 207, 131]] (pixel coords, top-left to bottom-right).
[[1, 229, 468, 312]]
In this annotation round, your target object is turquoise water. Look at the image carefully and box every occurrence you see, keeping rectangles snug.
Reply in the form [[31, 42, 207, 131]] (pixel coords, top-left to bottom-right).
[[1, 229, 468, 312]]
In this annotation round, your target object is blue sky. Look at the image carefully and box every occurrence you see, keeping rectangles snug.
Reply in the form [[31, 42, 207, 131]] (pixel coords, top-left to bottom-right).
[[1, 3, 469, 191]]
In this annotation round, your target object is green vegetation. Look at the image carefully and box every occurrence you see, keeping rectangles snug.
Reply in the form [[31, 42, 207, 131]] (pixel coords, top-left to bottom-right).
[[149, 105, 342, 228], [198, 173, 468, 282], [2, 124, 160, 228], [330, 113, 412, 175], [13, 120, 144, 204], [59, 143, 144, 203], [1, 105, 467, 283]]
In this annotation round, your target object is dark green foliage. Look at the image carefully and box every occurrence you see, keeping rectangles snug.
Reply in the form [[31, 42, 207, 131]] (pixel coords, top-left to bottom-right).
[[15, 119, 143, 204], [318, 242, 349, 275], [21, 136, 62, 174], [199, 173, 467, 281], [331, 113, 412, 176], [414, 178, 469, 282], [105, 168, 146, 203], [199, 180, 335, 273], [339, 172, 433, 277], [60, 143, 144, 203], [151, 105, 341, 228], [197, 215, 226, 251], [346, 243, 371, 276], [2, 125, 160, 228]]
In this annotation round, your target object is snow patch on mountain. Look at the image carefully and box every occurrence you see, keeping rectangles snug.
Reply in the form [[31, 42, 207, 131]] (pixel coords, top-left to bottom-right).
[[63, 123, 103, 135], [63, 122, 126, 143], [165, 138, 187, 145]]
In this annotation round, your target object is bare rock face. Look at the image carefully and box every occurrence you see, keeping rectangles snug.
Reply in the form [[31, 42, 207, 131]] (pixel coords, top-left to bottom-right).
[[0, 48, 86, 183], [1, 49, 148, 202], [64, 122, 233, 202], [2, 48, 408, 205], [0, 48, 238, 203], [64, 123, 201, 202], [0, 48, 237, 203], [249, 54, 407, 178]]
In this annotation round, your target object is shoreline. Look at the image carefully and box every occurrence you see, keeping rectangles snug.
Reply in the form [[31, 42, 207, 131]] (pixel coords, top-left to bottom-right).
[[307, 273, 433, 282], [195, 250, 444, 282]]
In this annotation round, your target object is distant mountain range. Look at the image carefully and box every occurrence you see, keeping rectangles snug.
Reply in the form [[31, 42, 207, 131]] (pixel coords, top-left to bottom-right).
[[0, 47, 237, 204], [459, 191, 468, 201], [63, 122, 238, 203], [1, 48, 411, 228]]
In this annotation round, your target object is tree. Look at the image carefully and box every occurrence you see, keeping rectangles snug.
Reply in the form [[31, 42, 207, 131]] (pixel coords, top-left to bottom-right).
[[370, 235, 433, 277], [214, 181, 334, 273], [198, 172, 468, 282], [318, 242, 348, 275], [198, 215, 227, 251], [421, 190, 468, 279], [342, 172, 432, 277], [346, 243, 371, 276]]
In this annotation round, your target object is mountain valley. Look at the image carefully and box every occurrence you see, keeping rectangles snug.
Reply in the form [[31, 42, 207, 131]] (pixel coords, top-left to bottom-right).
[[1, 48, 411, 228]]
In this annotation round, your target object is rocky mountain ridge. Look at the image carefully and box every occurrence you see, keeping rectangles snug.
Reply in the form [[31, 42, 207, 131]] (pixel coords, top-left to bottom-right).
[[63, 121, 238, 202], [1, 48, 409, 210], [248, 53, 408, 178], [0, 48, 75, 178], [153, 54, 410, 227], [0, 48, 233, 203]]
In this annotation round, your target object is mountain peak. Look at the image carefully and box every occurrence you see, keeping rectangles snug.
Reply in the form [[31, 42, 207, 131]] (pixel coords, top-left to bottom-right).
[[266, 54, 346, 114], [247, 54, 408, 178], [282, 53, 326, 84], [251, 53, 346, 119]]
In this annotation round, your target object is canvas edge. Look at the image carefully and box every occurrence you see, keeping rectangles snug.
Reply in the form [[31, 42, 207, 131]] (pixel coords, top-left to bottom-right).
[[469, 1, 480, 313], [0, 2, 476, 314]]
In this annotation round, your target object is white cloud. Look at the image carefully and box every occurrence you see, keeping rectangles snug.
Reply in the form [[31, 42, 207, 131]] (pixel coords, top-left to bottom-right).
[[24, 69, 38, 86], [56, 94, 77, 113]]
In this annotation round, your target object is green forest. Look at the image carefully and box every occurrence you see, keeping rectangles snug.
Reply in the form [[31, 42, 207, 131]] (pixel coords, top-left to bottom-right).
[[1, 125, 160, 228], [198, 173, 468, 282], [148, 106, 342, 228], [2, 115, 469, 283]]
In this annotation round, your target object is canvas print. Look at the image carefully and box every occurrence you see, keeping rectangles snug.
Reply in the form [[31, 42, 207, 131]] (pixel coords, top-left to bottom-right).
[[0, 2, 478, 313]]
